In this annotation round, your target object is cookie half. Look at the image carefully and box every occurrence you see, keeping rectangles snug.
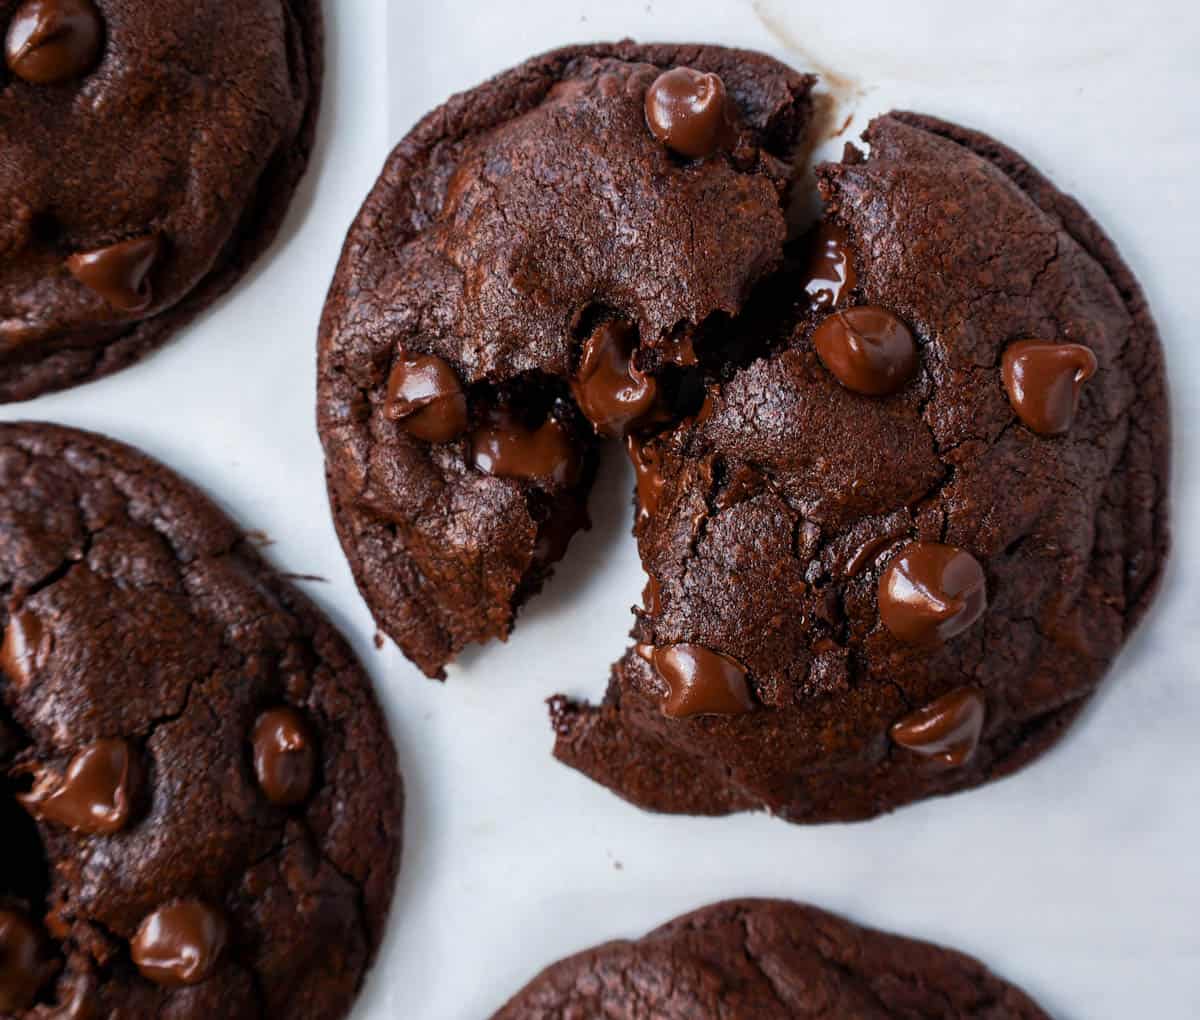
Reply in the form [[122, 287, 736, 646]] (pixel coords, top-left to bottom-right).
[[0, 424, 401, 1019], [0, 0, 322, 401], [551, 113, 1169, 821], [493, 898, 1049, 1018], [317, 41, 814, 678]]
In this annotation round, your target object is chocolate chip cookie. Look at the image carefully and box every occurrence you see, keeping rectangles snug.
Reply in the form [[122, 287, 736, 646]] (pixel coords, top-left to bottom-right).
[[0, 424, 401, 1018], [492, 898, 1050, 1018], [0, 0, 322, 401], [551, 112, 1170, 821], [317, 41, 814, 678]]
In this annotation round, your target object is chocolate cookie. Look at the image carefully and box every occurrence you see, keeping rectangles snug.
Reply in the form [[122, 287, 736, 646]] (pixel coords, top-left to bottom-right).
[[0, 424, 401, 1018], [551, 113, 1169, 821], [317, 42, 814, 678], [492, 898, 1049, 1018], [0, 0, 322, 401]]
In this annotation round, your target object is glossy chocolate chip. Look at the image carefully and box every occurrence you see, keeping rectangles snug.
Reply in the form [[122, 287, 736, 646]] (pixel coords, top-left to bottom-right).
[[879, 542, 988, 645], [384, 353, 468, 443], [65, 235, 161, 313], [570, 321, 658, 438], [1, 609, 49, 687], [19, 738, 140, 834], [649, 643, 754, 718], [641, 575, 662, 616], [644, 67, 734, 159], [890, 686, 986, 766], [802, 220, 858, 311], [812, 306, 918, 396], [626, 435, 665, 528], [5, 0, 103, 85], [131, 900, 227, 988], [0, 910, 49, 1012], [252, 707, 317, 806], [1001, 340, 1098, 436], [470, 415, 580, 486]]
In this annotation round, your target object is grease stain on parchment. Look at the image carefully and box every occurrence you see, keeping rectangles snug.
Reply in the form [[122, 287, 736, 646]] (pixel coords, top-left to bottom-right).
[[750, 0, 870, 141]]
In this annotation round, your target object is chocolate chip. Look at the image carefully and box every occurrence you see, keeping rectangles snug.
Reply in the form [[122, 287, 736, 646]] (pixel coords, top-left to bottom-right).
[[570, 321, 658, 438], [890, 686, 986, 766], [802, 220, 858, 311], [384, 353, 468, 443], [644, 67, 735, 159], [1, 609, 50, 687], [251, 707, 316, 806], [65, 235, 161, 313], [1001, 340, 1098, 436], [470, 414, 580, 486], [641, 575, 662, 616], [5, 0, 103, 85], [626, 435, 665, 528], [879, 542, 987, 645], [0, 909, 50, 1012], [131, 900, 227, 988], [648, 643, 754, 718], [19, 738, 140, 834], [812, 306, 918, 396]]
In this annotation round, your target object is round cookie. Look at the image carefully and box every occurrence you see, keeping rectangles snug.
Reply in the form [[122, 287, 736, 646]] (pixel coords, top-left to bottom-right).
[[0, 0, 322, 402], [551, 112, 1170, 821], [492, 898, 1050, 1018], [0, 424, 401, 1019], [317, 41, 814, 678]]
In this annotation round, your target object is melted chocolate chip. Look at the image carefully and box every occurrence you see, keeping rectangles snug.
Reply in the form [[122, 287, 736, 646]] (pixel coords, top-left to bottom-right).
[[19, 738, 139, 834], [131, 900, 227, 988], [844, 534, 900, 578], [812, 306, 918, 396], [470, 415, 580, 486], [51, 973, 95, 1020], [0, 909, 49, 1013], [641, 575, 662, 616], [879, 542, 988, 645], [802, 221, 858, 311], [649, 643, 755, 718], [4, 0, 103, 85], [890, 686, 986, 766], [384, 353, 468, 443], [65, 235, 161, 313], [1001, 340, 1098, 436], [570, 321, 658, 438], [251, 707, 317, 806], [1, 609, 49, 686], [626, 435, 665, 528], [644, 67, 735, 159]]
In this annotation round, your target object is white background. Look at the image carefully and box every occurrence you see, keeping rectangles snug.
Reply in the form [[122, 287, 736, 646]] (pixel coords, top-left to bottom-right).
[[5, 1, 1197, 1016]]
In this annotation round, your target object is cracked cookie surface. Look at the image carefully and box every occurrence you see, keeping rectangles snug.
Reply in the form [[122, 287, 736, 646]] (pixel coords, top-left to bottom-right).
[[317, 41, 814, 678], [492, 898, 1050, 1019], [0, 0, 322, 402], [0, 423, 401, 1019], [551, 113, 1170, 822]]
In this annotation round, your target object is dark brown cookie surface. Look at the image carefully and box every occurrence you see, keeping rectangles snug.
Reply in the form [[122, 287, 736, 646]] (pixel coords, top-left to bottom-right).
[[492, 898, 1050, 1019], [0, 0, 322, 402], [317, 41, 814, 678], [552, 113, 1169, 821], [0, 424, 401, 1019]]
